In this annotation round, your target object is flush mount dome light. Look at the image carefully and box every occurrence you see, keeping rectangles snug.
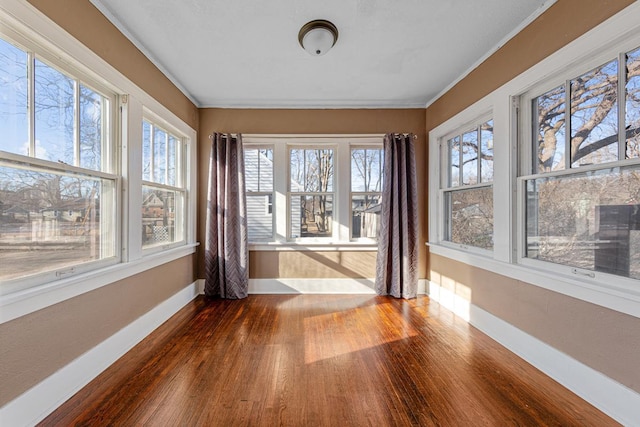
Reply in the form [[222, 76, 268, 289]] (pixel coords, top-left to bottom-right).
[[298, 20, 339, 56]]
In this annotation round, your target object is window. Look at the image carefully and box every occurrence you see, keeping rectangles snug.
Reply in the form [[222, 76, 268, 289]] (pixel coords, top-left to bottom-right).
[[289, 147, 334, 239], [351, 148, 383, 240], [244, 147, 274, 241], [0, 34, 117, 287], [441, 118, 494, 251], [243, 137, 383, 245], [141, 119, 186, 250], [522, 45, 640, 280]]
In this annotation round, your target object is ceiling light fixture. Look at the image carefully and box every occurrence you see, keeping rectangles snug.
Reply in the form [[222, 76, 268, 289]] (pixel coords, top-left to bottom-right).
[[298, 20, 339, 56]]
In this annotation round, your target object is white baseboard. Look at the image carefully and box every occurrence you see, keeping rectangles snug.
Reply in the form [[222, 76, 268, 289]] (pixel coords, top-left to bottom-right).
[[428, 281, 640, 426], [0, 281, 200, 427], [248, 278, 428, 295]]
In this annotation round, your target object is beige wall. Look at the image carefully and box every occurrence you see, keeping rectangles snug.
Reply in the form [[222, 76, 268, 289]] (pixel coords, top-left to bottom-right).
[[0, 256, 195, 406], [430, 255, 640, 392], [198, 108, 427, 279], [426, 0, 640, 393], [0, 1, 198, 407]]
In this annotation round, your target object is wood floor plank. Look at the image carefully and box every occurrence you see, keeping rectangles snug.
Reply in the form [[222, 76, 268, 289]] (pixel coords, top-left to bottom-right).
[[40, 295, 618, 426]]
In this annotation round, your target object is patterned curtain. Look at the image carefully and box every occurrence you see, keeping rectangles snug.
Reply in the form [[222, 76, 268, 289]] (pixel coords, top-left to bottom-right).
[[205, 133, 248, 299], [375, 133, 419, 299]]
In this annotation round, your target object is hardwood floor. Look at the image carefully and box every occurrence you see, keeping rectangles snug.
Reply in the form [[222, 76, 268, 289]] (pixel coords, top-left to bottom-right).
[[41, 295, 617, 426]]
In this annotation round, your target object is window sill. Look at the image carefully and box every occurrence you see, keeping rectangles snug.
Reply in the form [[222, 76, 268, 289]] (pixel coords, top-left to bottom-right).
[[249, 242, 378, 251], [0, 243, 199, 324], [427, 242, 640, 319]]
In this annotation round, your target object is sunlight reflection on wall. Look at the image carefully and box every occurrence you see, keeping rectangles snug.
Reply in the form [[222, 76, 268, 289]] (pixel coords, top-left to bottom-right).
[[428, 270, 472, 322]]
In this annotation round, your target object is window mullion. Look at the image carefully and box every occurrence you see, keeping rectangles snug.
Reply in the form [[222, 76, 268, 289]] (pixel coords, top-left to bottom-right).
[[74, 80, 80, 166], [149, 124, 155, 182], [458, 135, 463, 186], [618, 51, 627, 160], [164, 131, 169, 185], [28, 52, 35, 158], [564, 79, 571, 169], [477, 127, 482, 182], [274, 144, 288, 241]]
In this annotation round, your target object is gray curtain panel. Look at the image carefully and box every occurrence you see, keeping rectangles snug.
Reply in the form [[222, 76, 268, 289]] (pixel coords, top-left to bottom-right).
[[375, 133, 419, 299], [205, 133, 249, 299]]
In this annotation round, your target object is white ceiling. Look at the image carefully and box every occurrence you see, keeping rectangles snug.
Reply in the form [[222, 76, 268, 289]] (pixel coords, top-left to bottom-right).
[[90, 0, 553, 108]]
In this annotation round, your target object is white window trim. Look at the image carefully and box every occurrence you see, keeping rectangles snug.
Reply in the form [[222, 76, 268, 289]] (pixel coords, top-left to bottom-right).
[[438, 112, 495, 254], [244, 135, 382, 250], [0, 0, 197, 323], [139, 111, 189, 255], [428, 1, 640, 319]]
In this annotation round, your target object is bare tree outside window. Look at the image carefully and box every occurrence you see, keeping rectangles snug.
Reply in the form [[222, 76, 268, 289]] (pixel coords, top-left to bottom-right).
[[444, 119, 494, 250], [1, 36, 115, 282], [351, 148, 383, 239], [289, 148, 333, 238], [527, 46, 640, 279]]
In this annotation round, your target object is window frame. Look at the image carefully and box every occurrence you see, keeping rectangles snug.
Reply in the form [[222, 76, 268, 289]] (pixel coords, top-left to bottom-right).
[[516, 39, 640, 292], [243, 135, 383, 249], [436, 112, 495, 255], [140, 114, 188, 254], [0, 29, 121, 294], [287, 143, 337, 242]]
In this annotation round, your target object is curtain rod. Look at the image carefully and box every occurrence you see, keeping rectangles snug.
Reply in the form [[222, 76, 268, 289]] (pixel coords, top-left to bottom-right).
[[209, 133, 417, 140]]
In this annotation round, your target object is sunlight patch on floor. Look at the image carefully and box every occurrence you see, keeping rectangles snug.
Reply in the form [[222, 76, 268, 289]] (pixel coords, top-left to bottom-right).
[[302, 303, 418, 364]]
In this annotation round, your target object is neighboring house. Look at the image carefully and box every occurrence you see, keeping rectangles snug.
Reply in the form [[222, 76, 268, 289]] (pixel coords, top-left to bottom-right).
[[244, 149, 303, 240], [142, 191, 174, 244]]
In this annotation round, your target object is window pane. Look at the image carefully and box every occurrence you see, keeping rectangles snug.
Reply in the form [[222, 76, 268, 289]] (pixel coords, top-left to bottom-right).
[[245, 148, 273, 192], [79, 85, 103, 171], [142, 185, 183, 247], [167, 134, 178, 186], [142, 120, 151, 181], [247, 194, 273, 241], [351, 149, 383, 192], [448, 136, 460, 187], [446, 186, 493, 250], [35, 59, 75, 165], [0, 163, 116, 281], [535, 84, 566, 173], [153, 127, 167, 184], [290, 195, 333, 238], [480, 120, 494, 182], [462, 130, 478, 185], [0, 38, 28, 156], [525, 166, 640, 279], [626, 47, 640, 159], [352, 194, 381, 239], [570, 59, 619, 167], [290, 149, 333, 192]]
